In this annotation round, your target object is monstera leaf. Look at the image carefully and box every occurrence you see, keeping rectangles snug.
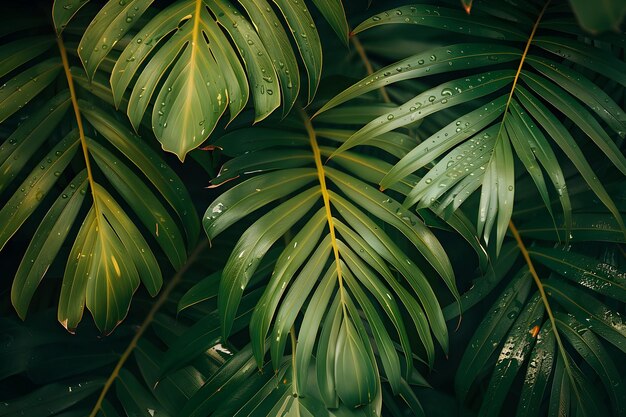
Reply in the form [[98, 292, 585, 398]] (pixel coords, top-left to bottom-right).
[[52, 0, 349, 160], [0, 8, 199, 333], [317, 1, 626, 254]]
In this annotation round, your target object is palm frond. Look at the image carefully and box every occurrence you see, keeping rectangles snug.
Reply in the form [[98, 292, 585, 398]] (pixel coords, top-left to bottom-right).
[[451, 187, 626, 416], [0, 10, 198, 333], [316, 1, 626, 254], [53, 0, 349, 160], [187, 99, 499, 411]]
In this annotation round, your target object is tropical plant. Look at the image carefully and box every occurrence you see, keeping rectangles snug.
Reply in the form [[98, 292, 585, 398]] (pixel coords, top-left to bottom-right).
[[0, 0, 624, 416]]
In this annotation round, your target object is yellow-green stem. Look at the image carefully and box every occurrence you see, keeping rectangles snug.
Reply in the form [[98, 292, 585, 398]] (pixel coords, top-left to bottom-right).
[[495, 0, 551, 140], [300, 108, 348, 317], [508, 221, 579, 398], [56, 35, 102, 228]]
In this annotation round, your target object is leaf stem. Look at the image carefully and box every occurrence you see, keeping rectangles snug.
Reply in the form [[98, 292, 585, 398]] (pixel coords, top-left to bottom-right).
[[350, 35, 391, 104], [496, 0, 551, 138], [508, 220, 580, 400], [87, 241, 208, 417], [300, 108, 348, 317], [56, 35, 102, 226]]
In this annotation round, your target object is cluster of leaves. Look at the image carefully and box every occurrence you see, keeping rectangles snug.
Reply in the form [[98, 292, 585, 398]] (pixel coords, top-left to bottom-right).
[[0, 0, 625, 416]]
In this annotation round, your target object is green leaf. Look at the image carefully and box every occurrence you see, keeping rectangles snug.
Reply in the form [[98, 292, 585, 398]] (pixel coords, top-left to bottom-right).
[[545, 279, 626, 354], [177, 272, 220, 313], [316, 294, 342, 407], [381, 95, 507, 191], [212, 150, 313, 183], [219, 187, 320, 338], [180, 344, 259, 417], [333, 70, 515, 155], [316, 45, 520, 115], [330, 192, 449, 353], [444, 243, 519, 320], [533, 36, 626, 87], [238, 0, 300, 115], [336, 218, 434, 367], [509, 99, 571, 231], [250, 210, 327, 366], [353, 4, 527, 40], [479, 294, 545, 417], [78, 0, 153, 79], [556, 313, 626, 416], [0, 131, 79, 251], [525, 56, 626, 136], [272, 0, 322, 101], [210, 0, 280, 121], [518, 213, 625, 243], [516, 85, 625, 237], [0, 92, 71, 194], [335, 315, 377, 408], [309, 0, 348, 43], [52, 0, 92, 33], [326, 167, 457, 300], [338, 241, 413, 375], [270, 241, 333, 369], [505, 103, 553, 223], [405, 125, 497, 209], [343, 266, 402, 393], [0, 36, 54, 79], [0, 379, 103, 417], [296, 257, 337, 392], [11, 171, 88, 319], [529, 247, 626, 302], [116, 369, 171, 417], [89, 139, 185, 273], [80, 103, 200, 245], [520, 70, 626, 175], [455, 267, 533, 401], [0, 58, 62, 123], [204, 168, 317, 240], [516, 322, 556, 417]]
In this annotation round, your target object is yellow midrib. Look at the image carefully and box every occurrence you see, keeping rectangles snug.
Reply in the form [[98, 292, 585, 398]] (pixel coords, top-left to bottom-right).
[[178, 0, 203, 153], [508, 220, 583, 406], [57, 35, 111, 276], [494, 0, 551, 145], [301, 109, 347, 311]]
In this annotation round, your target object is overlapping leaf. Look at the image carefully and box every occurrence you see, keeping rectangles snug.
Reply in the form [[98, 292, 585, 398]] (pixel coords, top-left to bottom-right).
[[52, 0, 349, 160], [317, 1, 626, 254], [453, 199, 626, 416], [196, 102, 484, 411], [0, 12, 198, 333]]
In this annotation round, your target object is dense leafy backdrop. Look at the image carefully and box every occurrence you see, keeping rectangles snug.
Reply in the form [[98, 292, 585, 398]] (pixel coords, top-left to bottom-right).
[[0, 0, 624, 416]]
